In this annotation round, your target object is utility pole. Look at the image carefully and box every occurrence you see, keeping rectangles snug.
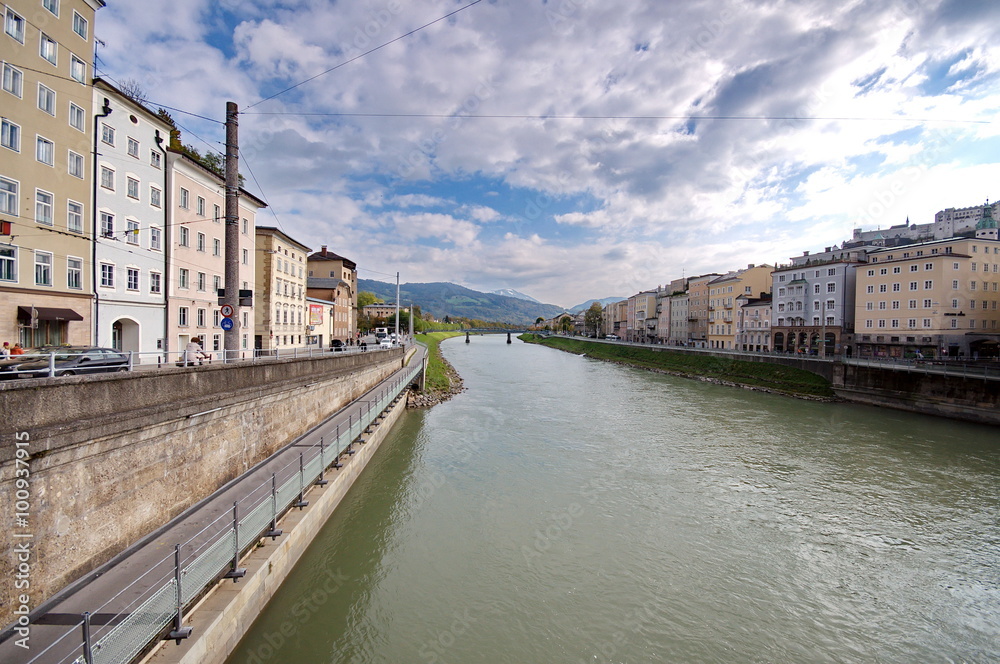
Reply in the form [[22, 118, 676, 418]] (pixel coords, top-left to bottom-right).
[[223, 102, 240, 357], [394, 272, 400, 341]]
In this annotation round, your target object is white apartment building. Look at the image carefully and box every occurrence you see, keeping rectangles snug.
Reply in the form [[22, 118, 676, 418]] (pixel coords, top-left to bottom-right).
[[92, 78, 171, 359], [165, 149, 264, 359]]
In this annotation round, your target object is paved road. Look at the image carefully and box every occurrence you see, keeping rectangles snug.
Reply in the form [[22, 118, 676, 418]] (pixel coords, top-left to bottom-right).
[[0, 344, 424, 664]]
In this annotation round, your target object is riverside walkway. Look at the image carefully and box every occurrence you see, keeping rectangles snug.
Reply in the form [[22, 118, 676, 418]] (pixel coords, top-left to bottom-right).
[[1, 344, 426, 664]]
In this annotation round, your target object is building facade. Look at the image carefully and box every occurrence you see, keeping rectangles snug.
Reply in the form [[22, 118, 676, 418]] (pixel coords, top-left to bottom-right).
[[255, 226, 309, 352], [735, 295, 771, 352], [686, 274, 719, 347], [706, 265, 772, 349], [307, 245, 358, 344], [854, 237, 1000, 359], [165, 150, 264, 359], [1, 0, 105, 347], [92, 78, 171, 360]]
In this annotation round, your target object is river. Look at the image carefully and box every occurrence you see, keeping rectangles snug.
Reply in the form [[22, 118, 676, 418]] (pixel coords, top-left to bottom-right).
[[227, 335, 999, 664]]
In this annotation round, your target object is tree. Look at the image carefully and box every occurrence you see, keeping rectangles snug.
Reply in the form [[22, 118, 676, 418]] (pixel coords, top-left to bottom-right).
[[558, 315, 573, 333], [585, 302, 603, 337], [357, 291, 381, 307], [118, 78, 148, 105]]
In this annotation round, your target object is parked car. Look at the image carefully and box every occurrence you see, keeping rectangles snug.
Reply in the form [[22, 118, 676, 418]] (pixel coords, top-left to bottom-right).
[[605, 334, 619, 340], [379, 339, 394, 349], [0, 347, 130, 379]]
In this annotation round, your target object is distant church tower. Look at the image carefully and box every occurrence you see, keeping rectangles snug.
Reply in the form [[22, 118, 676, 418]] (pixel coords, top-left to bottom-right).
[[975, 200, 998, 240]]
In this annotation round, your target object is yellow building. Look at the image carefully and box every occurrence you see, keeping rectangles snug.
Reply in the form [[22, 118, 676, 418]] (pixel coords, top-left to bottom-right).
[[1, 0, 105, 347], [707, 265, 773, 349], [854, 237, 1000, 358], [255, 226, 310, 351]]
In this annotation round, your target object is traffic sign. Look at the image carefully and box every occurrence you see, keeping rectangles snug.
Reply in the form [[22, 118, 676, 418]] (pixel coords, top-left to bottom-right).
[[220, 317, 234, 331], [220, 304, 235, 317]]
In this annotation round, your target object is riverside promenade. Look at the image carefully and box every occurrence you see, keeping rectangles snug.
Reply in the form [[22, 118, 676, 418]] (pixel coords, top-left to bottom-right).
[[1, 344, 426, 664]]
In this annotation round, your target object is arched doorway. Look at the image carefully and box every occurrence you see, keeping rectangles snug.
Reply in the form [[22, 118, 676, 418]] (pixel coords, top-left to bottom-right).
[[773, 332, 784, 352], [111, 318, 140, 354]]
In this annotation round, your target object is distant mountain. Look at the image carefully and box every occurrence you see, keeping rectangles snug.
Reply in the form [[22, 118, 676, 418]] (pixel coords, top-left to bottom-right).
[[358, 280, 565, 324], [490, 288, 542, 303], [568, 296, 627, 314]]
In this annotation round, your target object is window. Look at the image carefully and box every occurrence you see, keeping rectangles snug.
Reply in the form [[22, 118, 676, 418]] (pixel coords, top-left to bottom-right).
[[150, 227, 161, 250], [70, 55, 85, 83], [242, 248, 248, 265], [67, 200, 83, 233], [35, 136, 54, 165], [179, 226, 189, 246], [150, 272, 161, 294], [951, 299, 959, 308], [891, 319, 899, 328], [879, 284, 887, 293], [100, 211, 114, 237], [179, 268, 189, 289], [867, 269, 874, 277], [197, 272, 206, 291], [214, 310, 221, 327], [0, 246, 16, 281], [69, 102, 85, 131], [179, 188, 189, 209], [3, 63, 23, 97], [68, 150, 84, 178], [213, 275, 221, 292], [827, 269, 836, 276], [909, 281, 917, 291], [213, 204, 221, 222], [127, 177, 140, 200], [35, 190, 53, 225], [880, 268, 887, 275], [101, 123, 115, 146], [970, 281, 977, 291], [127, 267, 139, 291], [242, 218, 248, 234], [892, 266, 901, 274], [892, 283, 900, 292], [923, 299, 932, 308], [924, 281, 933, 289], [43, 0, 59, 15], [908, 299, 917, 309], [197, 196, 205, 216], [910, 265, 918, 272], [35, 251, 52, 286], [38, 83, 56, 117], [150, 186, 161, 208], [100, 165, 114, 190], [197, 309, 206, 327], [923, 319, 931, 328], [950, 318, 958, 329], [5, 8, 25, 43], [127, 137, 139, 158], [213, 238, 220, 256], [952, 280, 959, 289], [126, 219, 139, 244], [925, 263, 933, 270], [197, 232, 205, 252], [72, 11, 87, 39], [178, 307, 189, 327], [826, 283, 835, 293], [892, 301, 900, 310], [878, 301, 886, 310], [0, 177, 17, 215], [67, 257, 82, 289], [150, 150, 161, 169], [39, 33, 57, 64], [1, 118, 19, 151]]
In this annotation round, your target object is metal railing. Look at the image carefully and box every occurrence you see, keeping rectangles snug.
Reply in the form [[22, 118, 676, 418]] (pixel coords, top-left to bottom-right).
[[0, 342, 405, 380], [26, 358, 423, 664]]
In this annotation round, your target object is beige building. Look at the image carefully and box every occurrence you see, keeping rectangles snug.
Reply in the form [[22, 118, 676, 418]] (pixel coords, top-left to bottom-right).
[[627, 291, 657, 342], [686, 274, 720, 347], [1, 0, 105, 347], [854, 237, 1000, 359], [165, 149, 264, 359], [255, 226, 309, 352], [707, 265, 773, 350], [307, 246, 358, 345]]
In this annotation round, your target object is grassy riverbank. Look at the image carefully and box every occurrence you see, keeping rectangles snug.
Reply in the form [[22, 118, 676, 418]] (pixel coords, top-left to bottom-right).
[[414, 332, 466, 396], [519, 334, 835, 399]]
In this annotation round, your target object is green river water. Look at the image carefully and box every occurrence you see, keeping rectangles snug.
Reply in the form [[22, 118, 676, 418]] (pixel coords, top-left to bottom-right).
[[227, 335, 999, 664]]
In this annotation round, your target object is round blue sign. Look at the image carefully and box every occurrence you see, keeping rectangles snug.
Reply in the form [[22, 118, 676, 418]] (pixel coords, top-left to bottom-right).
[[220, 317, 234, 331]]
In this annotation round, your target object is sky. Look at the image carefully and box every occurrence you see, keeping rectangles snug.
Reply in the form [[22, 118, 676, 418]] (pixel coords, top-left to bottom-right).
[[94, 0, 1000, 308]]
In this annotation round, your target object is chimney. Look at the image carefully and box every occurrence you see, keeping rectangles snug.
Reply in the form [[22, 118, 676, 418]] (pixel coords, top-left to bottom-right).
[[748, 263, 755, 268], [803, 251, 809, 256], [321, 245, 327, 256]]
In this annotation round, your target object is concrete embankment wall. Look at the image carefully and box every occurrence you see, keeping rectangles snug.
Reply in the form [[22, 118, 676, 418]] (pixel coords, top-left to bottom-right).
[[145, 386, 409, 664], [833, 363, 1000, 425], [0, 350, 403, 626]]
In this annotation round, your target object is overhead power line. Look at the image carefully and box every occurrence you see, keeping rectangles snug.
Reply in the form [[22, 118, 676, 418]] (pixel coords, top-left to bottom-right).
[[243, 0, 486, 111], [241, 111, 991, 124]]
